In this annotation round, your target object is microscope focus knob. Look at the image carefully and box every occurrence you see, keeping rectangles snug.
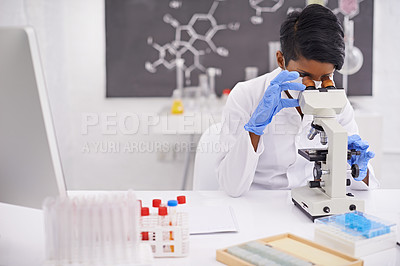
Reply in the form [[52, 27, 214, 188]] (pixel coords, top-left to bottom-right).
[[313, 161, 324, 179], [313, 165, 322, 179], [351, 164, 360, 178]]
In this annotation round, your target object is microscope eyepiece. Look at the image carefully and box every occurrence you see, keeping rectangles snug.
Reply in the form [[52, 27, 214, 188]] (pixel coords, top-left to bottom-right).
[[321, 76, 335, 90], [302, 76, 336, 91], [302, 76, 316, 90]]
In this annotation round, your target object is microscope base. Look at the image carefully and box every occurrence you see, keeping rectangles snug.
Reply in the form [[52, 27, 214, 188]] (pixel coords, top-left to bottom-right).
[[291, 186, 364, 221]]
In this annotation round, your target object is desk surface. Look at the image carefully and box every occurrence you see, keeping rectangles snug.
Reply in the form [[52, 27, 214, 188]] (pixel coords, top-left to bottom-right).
[[1, 189, 399, 266]]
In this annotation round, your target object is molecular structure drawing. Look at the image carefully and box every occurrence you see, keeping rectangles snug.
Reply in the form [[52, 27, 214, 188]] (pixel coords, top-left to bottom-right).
[[249, 0, 284, 24], [169, 0, 182, 9], [249, 0, 362, 24], [306, 0, 327, 6], [332, 0, 363, 19], [287, 0, 327, 16], [145, 1, 240, 85]]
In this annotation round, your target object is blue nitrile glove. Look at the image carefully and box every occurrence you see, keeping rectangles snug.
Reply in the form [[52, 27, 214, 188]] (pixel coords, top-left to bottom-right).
[[347, 134, 375, 181], [244, 70, 306, 135]]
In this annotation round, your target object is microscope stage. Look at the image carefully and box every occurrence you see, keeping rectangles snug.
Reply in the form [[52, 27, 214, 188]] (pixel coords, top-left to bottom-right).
[[298, 148, 328, 162]]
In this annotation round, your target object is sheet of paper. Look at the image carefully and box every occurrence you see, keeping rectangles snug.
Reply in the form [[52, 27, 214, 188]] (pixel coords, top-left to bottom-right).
[[188, 205, 239, 235]]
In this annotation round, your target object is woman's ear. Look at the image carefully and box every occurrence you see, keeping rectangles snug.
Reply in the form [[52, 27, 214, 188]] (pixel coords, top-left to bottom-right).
[[276, 51, 285, 70]]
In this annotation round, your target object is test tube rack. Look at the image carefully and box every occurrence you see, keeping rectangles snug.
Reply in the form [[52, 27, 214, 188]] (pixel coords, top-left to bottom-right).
[[139, 196, 189, 258], [140, 212, 189, 257], [42, 191, 153, 266]]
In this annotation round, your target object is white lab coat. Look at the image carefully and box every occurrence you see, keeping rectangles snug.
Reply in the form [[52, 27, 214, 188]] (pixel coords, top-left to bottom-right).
[[217, 68, 379, 197]]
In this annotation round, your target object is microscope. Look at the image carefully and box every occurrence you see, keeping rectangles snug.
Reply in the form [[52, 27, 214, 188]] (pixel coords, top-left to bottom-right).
[[291, 77, 364, 220]]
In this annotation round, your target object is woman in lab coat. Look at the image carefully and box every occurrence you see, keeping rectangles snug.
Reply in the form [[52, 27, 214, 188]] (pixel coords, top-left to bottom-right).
[[216, 4, 378, 197]]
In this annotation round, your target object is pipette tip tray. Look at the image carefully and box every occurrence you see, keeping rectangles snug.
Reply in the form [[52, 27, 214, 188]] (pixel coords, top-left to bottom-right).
[[314, 211, 397, 257]]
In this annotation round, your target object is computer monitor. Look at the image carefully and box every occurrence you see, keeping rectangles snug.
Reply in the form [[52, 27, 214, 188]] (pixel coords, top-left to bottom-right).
[[0, 27, 66, 209]]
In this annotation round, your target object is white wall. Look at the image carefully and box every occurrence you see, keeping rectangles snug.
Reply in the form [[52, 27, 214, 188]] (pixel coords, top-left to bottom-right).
[[375, 0, 400, 153], [1, 0, 399, 190], [350, 0, 400, 154], [52, 0, 193, 190], [1, 0, 193, 190]]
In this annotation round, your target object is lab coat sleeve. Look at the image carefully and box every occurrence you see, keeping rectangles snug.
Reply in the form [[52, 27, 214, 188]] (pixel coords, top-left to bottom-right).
[[216, 83, 264, 197], [337, 100, 380, 190]]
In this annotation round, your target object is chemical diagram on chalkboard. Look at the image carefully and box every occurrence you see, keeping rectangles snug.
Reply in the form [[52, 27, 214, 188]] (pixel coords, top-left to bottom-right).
[[249, 0, 362, 24], [105, 0, 374, 97], [169, 0, 183, 9], [333, 0, 363, 19], [145, 0, 240, 86], [249, 0, 284, 25]]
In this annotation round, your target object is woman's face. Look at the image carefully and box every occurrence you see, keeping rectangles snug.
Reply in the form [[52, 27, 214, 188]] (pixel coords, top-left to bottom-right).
[[276, 51, 335, 81]]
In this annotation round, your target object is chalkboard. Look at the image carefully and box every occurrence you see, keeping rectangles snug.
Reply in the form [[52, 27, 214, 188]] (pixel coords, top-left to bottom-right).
[[105, 0, 373, 97]]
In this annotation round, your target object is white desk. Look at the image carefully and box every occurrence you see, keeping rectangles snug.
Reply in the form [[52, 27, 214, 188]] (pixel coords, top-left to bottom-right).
[[1, 190, 399, 266]]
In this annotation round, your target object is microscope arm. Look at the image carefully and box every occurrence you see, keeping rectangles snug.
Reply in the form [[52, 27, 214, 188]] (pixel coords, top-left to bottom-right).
[[316, 117, 348, 198]]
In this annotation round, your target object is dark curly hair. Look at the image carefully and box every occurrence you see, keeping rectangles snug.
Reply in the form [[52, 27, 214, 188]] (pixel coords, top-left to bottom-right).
[[280, 4, 345, 70]]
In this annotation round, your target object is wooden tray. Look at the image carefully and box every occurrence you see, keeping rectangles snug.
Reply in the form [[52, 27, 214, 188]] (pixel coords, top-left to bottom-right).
[[216, 233, 363, 266]]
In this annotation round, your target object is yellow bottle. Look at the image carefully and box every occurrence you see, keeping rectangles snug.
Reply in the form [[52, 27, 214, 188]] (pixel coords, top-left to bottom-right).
[[171, 99, 184, 114]]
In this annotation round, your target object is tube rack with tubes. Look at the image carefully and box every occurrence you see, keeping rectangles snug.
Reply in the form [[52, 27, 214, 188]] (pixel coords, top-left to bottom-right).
[[139, 196, 189, 257], [42, 190, 153, 266], [314, 211, 397, 257]]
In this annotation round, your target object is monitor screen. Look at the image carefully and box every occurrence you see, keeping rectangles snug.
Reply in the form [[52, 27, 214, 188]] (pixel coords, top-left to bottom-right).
[[0, 27, 66, 209]]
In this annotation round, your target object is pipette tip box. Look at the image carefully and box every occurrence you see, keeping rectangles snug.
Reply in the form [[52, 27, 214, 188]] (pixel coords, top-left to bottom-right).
[[314, 211, 397, 257]]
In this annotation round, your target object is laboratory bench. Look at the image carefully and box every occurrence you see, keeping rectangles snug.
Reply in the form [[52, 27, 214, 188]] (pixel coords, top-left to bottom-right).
[[0, 189, 399, 266]]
